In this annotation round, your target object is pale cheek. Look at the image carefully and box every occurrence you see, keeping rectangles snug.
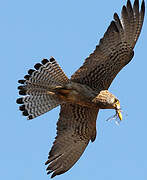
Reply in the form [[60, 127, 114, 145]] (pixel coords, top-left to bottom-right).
[[110, 98, 115, 104]]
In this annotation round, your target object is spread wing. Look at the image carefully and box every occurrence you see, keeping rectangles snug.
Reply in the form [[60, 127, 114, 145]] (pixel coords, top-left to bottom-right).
[[71, 0, 145, 92], [45, 103, 99, 178]]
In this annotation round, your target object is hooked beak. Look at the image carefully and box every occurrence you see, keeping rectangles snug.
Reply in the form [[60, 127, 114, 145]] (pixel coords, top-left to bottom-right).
[[114, 100, 122, 121], [117, 109, 122, 121]]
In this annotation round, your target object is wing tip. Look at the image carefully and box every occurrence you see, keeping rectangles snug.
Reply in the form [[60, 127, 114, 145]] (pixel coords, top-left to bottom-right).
[[51, 173, 56, 178], [141, 0, 145, 15], [127, 0, 132, 7], [127, 0, 133, 13], [122, 5, 128, 16], [134, 0, 139, 6]]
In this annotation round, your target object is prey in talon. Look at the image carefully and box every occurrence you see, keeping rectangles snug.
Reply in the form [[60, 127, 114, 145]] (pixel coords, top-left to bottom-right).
[[106, 108, 123, 125]]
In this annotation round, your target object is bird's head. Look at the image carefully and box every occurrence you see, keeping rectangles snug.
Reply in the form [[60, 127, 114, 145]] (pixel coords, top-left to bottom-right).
[[92, 90, 122, 121]]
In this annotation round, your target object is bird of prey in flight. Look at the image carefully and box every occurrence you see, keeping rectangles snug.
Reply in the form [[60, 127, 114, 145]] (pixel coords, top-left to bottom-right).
[[16, 0, 145, 178]]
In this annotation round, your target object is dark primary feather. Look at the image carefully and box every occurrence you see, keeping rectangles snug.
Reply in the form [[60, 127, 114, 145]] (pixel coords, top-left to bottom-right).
[[45, 103, 99, 178], [71, 0, 145, 92]]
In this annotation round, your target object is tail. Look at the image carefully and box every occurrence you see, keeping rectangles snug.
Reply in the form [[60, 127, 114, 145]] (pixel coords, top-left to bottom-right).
[[16, 57, 69, 120]]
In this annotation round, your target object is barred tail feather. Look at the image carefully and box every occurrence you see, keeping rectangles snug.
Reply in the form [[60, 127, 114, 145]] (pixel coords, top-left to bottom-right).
[[16, 57, 69, 120]]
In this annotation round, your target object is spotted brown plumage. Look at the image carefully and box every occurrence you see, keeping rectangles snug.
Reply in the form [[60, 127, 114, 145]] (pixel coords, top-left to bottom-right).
[[16, 0, 145, 178], [71, 0, 145, 91], [45, 104, 98, 178]]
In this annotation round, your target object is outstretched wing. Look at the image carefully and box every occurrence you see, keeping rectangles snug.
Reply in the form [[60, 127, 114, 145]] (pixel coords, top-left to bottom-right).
[[45, 103, 99, 178], [71, 0, 145, 92]]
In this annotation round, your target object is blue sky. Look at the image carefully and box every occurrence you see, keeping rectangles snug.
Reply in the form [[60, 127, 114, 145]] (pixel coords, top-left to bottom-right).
[[1, 0, 147, 179]]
